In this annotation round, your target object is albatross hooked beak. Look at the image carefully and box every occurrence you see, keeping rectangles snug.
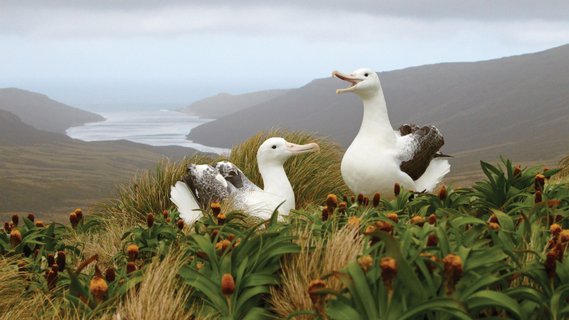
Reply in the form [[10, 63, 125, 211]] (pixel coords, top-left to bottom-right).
[[332, 70, 363, 94], [286, 142, 320, 154]]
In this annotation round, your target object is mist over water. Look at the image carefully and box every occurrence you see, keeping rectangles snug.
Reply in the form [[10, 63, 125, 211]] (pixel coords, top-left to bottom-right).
[[66, 110, 229, 154]]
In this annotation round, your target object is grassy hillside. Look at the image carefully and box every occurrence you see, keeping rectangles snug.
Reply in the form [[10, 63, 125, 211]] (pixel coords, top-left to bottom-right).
[[1, 131, 568, 319], [0, 88, 104, 134], [187, 44, 569, 183], [0, 110, 199, 222]]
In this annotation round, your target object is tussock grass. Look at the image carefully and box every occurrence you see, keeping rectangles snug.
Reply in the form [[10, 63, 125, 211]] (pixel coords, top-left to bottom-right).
[[558, 154, 569, 182], [270, 224, 363, 318], [0, 256, 27, 314], [117, 248, 204, 320], [98, 155, 216, 222], [230, 129, 349, 208]]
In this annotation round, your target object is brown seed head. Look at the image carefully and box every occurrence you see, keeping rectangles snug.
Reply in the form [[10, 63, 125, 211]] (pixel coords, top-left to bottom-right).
[[443, 254, 463, 290], [535, 191, 543, 203], [550, 224, 562, 237], [176, 219, 185, 230], [217, 213, 226, 225], [105, 268, 116, 282], [221, 273, 235, 295], [162, 209, 169, 219], [488, 214, 498, 223], [166, 217, 172, 223], [380, 257, 398, 288], [146, 213, 154, 228], [307, 279, 326, 304], [427, 234, 438, 247], [326, 194, 338, 210], [338, 201, 347, 214], [363, 196, 369, 206], [69, 212, 78, 228], [513, 165, 522, 177], [211, 202, 222, 215], [375, 220, 393, 233], [4, 221, 11, 233], [372, 193, 381, 207], [56, 251, 66, 271], [126, 262, 137, 274], [350, 196, 356, 203], [545, 250, 557, 278], [74, 208, 83, 221], [410, 215, 425, 227], [210, 229, 219, 240], [535, 174, 545, 192], [438, 185, 447, 201], [215, 239, 231, 252], [127, 244, 139, 261], [46, 269, 58, 290], [386, 212, 399, 223], [47, 253, 55, 266], [428, 214, 436, 225], [11, 214, 19, 227], [35, 220, 44, 227], [357, 194, 364, 205], [358, 255, 373, 271], [27, 213, 35, 222], [321, 207, 330, 221], [347, 216, 360, 228], [196, 262, 204, 270], [394, 183, 401, 196], [10, 229, 22, 247]]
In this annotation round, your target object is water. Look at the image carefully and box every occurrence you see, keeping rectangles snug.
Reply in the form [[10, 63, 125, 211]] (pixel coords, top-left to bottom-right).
[[66, 110, 229, 154]]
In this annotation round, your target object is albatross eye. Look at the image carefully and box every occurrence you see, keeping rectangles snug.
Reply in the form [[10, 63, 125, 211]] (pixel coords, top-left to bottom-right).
[[271, 145, 277, 149], [364, 73, 369, 77]]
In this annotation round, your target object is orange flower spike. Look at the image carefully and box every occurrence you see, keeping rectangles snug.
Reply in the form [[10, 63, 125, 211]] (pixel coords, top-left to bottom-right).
[[326, 194, 338, 212], [386, 212, 399, 223], [221, 273, 235, 295], [69, 212, 79, 229], [358, 255, 373, 271], [146, 213, 154, 228], [394, 183, 401, 196], [127, 244, 139, 261], [74, 208, 83, 221], [10, 229, 22, 247], [89, 267, 108, 303], [410, 215, 425, 227], [372, 193, 381, 207], [438, 185, 447, 201], [307, 279, 326, 304], [211, 202, 222, 216]]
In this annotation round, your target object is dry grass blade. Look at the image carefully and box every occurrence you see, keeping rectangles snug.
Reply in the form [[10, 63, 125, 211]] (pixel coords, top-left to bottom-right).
[[117, 248, 207, 320], [230, 129, 349, 207], [557, 154, 569, 182], [270, 224, 363, 318], [0, 256, 28, 314]]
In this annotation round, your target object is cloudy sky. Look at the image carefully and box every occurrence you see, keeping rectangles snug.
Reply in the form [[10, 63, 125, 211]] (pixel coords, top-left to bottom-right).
[[1, 0, 568, 110]]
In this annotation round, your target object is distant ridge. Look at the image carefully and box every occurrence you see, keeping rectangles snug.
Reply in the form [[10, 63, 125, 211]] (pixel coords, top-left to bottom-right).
[[0, 88, 104, 134], [180, 89, 289, 118], [187, 44, 569, 175]]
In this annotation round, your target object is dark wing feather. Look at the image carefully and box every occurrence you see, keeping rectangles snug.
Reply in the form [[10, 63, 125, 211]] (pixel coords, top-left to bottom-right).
[[398, 124, 446, 180], [182, 164, 229, 209]]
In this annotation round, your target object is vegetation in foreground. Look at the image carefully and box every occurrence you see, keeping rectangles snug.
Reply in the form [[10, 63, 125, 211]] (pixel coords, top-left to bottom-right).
[[1, 131, 569, 320]]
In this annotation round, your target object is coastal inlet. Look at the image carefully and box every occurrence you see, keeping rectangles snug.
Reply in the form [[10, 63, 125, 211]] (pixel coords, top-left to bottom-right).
[[66, 109, 229, 154]]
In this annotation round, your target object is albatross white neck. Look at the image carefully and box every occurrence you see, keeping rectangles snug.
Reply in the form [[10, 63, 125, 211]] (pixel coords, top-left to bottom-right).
[[258, 161, 295, 206], [355, 89, 396, 144]]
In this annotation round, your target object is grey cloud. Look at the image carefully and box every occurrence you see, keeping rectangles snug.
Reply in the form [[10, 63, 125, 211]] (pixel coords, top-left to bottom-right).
[[3, 0, 569, 22]]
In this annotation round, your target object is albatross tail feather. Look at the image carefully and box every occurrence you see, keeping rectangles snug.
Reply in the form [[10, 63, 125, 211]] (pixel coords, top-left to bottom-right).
[[170, 181, 201, 224], [414, 159, 450, 192]]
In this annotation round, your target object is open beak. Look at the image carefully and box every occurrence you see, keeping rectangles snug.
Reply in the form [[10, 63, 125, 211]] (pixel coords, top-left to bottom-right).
[[332, 70, 363, 94], [286, 142, 320, 154]]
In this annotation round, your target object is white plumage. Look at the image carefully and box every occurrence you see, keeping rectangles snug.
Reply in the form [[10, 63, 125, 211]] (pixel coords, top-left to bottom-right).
[[333, 68, 450, 196], [170, 137, 319, 223]]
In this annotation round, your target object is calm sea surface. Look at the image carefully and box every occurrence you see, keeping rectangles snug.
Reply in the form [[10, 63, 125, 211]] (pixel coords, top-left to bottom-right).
[[66, 110, 228, 154]]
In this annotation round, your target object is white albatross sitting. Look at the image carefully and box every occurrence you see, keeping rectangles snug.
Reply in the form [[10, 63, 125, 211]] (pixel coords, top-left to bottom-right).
[[170, 137, 319, 223], [332, 68, 450, 196]]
